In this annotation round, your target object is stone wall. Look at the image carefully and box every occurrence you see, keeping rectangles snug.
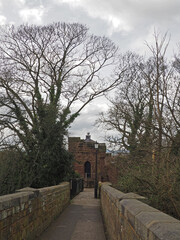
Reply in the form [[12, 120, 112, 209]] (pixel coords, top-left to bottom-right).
[[68, 136, 107, 185], [104, 154, 118, 184], [101, 183, 180, 240], [0, 182, 70, 240]]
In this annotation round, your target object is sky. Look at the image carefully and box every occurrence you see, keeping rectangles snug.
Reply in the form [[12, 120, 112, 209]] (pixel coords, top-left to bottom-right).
[[0, 0, 180, 144]]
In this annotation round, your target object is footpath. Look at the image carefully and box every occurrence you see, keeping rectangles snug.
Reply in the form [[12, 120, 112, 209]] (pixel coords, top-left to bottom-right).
[[38, 188, 106, 240]]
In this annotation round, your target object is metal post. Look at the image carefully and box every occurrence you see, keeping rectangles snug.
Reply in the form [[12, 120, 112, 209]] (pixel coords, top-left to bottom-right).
[[94, 142, 98, 198]]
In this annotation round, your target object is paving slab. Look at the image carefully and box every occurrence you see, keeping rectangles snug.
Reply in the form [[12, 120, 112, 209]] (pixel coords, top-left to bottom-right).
[[37, 188, 106, 240]]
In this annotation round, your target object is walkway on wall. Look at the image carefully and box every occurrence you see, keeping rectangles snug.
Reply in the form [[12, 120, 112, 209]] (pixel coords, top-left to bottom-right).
[[37, 188, 106, 240]]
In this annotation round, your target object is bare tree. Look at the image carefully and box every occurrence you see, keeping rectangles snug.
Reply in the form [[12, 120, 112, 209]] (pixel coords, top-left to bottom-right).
[[97, 32, 180, 219], [98, 52, 154, 156], [143, 32, 173, 168], [0, 22, 124, 187], [167, 50, 180, 155]]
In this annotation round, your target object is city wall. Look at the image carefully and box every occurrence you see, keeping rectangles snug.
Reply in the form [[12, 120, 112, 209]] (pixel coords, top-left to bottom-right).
[[0, 182, 70, 240], [101, 183, 180, 240]]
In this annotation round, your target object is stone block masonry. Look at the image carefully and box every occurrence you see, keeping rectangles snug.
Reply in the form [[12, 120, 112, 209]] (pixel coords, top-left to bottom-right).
[[101, 183, 180, 240], [68, 134, 107, 187], [0, 182, 70, 240]]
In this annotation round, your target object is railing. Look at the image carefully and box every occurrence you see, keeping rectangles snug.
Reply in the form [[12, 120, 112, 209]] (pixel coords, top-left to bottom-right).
[[70, 178, 84, 199]]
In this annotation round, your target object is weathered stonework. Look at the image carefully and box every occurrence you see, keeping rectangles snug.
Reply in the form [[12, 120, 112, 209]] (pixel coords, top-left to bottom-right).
[[104, 153, 119, 185], [0, 182, 70, 240], [68, 133, 107, 187], [101, 183, 180, 240]]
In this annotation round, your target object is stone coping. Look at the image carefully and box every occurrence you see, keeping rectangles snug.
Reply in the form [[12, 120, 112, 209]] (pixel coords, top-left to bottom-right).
[[101, 183, 180, 240], [0, 182, 69, 210]]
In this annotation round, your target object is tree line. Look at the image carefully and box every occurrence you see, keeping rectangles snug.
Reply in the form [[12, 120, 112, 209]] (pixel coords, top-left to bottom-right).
[[0, 22, 179, 221], [0, 22, 124, 194], [97, 32, 180, 219]]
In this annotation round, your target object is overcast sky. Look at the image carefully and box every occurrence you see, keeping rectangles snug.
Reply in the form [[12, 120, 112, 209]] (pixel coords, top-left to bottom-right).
[[0, 0, 179, 143]]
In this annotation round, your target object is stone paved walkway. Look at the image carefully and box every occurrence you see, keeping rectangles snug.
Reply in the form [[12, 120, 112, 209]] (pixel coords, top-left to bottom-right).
[[37, 188, 106, 240]]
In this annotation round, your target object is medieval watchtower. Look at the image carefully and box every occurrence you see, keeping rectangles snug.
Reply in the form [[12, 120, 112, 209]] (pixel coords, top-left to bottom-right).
[[68, 133, 106, 187]]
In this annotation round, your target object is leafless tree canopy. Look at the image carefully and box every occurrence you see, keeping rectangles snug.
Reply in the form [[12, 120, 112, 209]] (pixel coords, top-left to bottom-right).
[[0, 22, 124, 149], [97, 32, 180, 219], [0, 22, 127, 188], [98, 33, 180, 157]]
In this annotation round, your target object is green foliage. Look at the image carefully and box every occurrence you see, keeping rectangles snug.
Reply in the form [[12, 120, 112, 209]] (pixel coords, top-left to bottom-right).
[[0, 147, 75, 195], [0, 22, 120, 194], [72, 171, 81, 179], [0, 101, 77, 193], [0, 150, 25, 195]]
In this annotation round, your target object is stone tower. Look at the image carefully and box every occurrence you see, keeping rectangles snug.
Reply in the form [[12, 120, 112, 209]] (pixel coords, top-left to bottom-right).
[[68, 133, 106, 187]]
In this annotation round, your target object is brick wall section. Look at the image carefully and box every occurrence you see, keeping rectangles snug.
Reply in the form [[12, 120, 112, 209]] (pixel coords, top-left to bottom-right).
[[101, 183, 180, 240], [0, 182, 70, 240], [68, 137, 106, 183], [104, 163, 118, 184]]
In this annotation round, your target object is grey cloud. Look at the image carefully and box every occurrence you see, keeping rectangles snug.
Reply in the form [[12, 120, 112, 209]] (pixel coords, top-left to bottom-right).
[[0, 0, 179, 143], [55, 0, 180, 32], [1, 0, 179, 52], [43, 0, 180, 54], [69, 100, 108, 143]]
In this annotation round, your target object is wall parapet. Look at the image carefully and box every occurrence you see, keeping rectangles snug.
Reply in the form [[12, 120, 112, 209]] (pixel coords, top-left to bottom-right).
[[0, 182, 70, 240], [101, 183, 180, 240]]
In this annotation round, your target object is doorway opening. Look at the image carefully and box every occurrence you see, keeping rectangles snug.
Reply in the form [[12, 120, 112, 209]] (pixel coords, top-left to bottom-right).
[[84, 161, 91, 179]]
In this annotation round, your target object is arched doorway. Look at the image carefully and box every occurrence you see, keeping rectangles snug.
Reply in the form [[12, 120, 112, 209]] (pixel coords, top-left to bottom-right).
[[84, 161, 91, 179]]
